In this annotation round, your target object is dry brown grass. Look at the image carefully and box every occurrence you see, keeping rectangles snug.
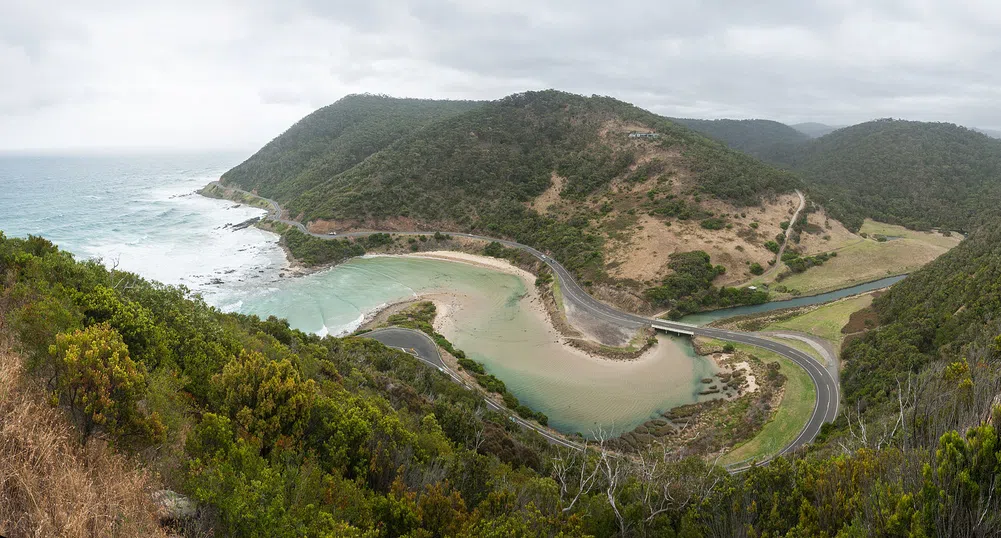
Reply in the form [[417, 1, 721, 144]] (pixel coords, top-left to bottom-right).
[[528, 172, 566, 214], [603, 194, 802, 286], [0, 338, 167, 538]]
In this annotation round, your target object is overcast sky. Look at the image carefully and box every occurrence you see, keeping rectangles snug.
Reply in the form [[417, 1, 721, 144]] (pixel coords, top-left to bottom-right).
[[3, 0, 1001, 152]]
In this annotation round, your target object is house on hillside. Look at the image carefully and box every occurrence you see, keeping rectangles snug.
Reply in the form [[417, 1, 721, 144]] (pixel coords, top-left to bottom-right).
[[628, 132, 660, 139]]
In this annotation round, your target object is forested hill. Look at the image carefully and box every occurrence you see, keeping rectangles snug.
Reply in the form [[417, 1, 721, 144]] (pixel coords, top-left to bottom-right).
[[224, 90, 802, 299], [263, 91, 800, 223], [222, 94, 482, 202], [788, 119, 1001, 231], [669, 117, 809, 162]]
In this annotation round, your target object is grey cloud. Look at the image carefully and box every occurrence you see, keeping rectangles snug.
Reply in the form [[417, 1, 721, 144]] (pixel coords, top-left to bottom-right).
[[2, 0, 1001, 150]]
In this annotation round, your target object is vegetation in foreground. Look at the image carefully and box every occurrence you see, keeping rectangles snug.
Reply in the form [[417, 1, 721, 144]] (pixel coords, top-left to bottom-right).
[[4, 230, 1001, 536], [0, 335, 167, 537]]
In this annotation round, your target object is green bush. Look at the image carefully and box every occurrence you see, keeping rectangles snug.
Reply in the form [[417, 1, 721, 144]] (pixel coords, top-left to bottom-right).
[[700, 217, 726, 230], [281, 229, 365, 267]]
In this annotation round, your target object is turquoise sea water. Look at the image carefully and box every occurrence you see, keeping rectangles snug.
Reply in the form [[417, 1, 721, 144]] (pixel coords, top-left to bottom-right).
[[0, 153, 287, 305]]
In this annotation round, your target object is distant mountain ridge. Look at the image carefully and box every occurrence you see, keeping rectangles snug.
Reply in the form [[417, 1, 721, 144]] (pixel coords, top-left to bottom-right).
[[669, 118, 809, 163], [791, 122, 844, 138], [974, 127, 1001, 139], [670, 116, 1001, 232], [788, 119, 1001, 231]]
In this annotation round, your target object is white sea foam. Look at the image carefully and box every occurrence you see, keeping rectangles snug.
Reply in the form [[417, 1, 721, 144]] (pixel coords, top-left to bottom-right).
[[0, 154, 285, 310], [219, 300, 244, 313], [331, 312, 366, 337]]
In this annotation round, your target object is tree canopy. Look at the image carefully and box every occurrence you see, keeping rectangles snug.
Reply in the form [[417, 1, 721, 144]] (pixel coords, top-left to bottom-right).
[[670, 117, 810, 163], [786, 119, 1001, 231]]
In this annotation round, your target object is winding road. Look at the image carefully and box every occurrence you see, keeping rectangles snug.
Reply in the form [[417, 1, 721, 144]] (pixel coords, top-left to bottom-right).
[[760, 190, 806, 280], [210, 181, 840, 467]]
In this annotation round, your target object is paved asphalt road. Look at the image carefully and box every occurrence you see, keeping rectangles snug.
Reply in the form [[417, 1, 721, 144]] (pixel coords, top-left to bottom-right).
[[363, 327, 445, 369], [212, 181, 841, 465]]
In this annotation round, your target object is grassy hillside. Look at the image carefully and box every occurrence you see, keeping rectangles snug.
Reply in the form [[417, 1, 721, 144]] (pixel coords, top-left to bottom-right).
[[670, 117, 809, 162], [662, 118, 1001, 235], [4, 232, 1001, 535], [0, 338, 167, 537], [741, 219, 961, 299], [789, 119, 1001, 231], [222, 94, 482, 202]]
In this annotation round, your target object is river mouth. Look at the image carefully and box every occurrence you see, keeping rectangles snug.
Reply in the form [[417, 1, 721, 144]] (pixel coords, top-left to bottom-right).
[[234, 255, 719, 435]]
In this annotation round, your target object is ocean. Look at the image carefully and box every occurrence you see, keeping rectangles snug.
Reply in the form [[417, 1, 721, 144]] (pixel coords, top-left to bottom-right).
[[0, 153, 286, 307], [0, 153, 715, 434]]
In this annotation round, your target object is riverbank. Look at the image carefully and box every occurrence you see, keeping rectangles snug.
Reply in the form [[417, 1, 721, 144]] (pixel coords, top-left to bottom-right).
[[359, 251, 655, 364], [611, 338, 784, 455]]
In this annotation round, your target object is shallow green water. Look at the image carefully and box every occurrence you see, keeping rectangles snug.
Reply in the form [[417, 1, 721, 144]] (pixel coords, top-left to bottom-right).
[[237, 256, 717, 435]]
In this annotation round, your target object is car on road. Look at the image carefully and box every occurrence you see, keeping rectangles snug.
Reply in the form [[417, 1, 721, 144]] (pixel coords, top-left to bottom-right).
[[327, 231, 337, 236]]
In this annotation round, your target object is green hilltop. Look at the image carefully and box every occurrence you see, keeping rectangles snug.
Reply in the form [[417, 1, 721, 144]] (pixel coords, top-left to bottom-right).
[[678, 117, 1001, 232], [226, 90, 800, 224], [223, 94, 483, 203], [786, 119, 1001, 231]]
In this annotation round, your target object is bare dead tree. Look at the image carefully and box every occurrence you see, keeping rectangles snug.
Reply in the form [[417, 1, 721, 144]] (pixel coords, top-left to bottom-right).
[[634, 442, 725, 527], [466, 422, 486, 453], [107, 256, 138, 291], [839, 393, 904, 453], [551, 440, 600, 514], [592, 427, 629, 537]]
